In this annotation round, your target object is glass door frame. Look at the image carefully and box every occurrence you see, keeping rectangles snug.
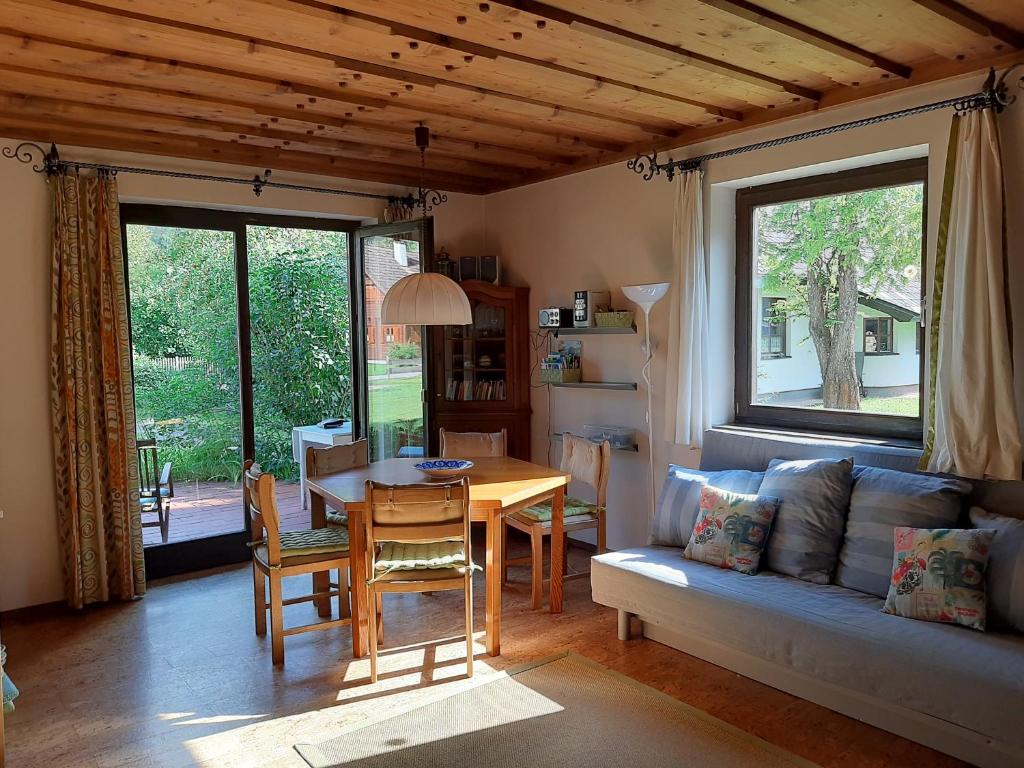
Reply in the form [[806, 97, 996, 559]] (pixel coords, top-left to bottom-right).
[[354, 217, 435, 457], [121, 204, 360, 578]]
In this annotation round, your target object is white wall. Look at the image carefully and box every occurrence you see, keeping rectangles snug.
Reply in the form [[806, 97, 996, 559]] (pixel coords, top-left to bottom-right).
[[484, 70, 1024, 553], [0, 142, 479, 612]]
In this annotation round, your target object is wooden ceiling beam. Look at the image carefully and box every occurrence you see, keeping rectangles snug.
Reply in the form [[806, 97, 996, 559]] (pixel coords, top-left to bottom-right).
[[0, 92, 530, 182], [492, 49, 1024, 193], [0, 32, 590, 166], [482, 0, 819, 101], [62, 0, 691, 136], [335, 4, 747, 120], [0, 114, 495, 193], [694, 0, 912, 79], [909, 0, 1024, 50], [0, 0, 680, 145]]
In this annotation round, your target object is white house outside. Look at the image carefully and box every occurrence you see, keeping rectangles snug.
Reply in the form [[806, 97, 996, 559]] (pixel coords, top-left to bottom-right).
[[754, 281, 920, 407]]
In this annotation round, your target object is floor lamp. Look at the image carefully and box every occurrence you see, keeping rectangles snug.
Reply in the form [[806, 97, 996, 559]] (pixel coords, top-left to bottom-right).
[[622, 283, 670, 526]]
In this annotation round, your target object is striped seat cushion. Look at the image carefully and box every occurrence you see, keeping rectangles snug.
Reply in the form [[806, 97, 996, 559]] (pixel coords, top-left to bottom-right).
[[519, 497, 601, 524], [650, 466, 765, 547], [256, 528, 349, 564], [325, 509, 348, 527], [375, 541, 468, 572], [835, 466, 970, 597], [758, 457, 854, 584]]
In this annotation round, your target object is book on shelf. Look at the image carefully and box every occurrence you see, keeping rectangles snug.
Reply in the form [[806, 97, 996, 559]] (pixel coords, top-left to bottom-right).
[[445, 377, 506, 401]]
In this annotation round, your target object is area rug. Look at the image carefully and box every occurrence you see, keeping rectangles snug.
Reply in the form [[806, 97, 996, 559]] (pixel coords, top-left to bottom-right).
[[295, 652, 820, 768]]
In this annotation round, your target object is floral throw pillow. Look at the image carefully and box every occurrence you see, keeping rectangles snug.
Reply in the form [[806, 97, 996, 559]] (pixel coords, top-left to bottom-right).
[[883, 527, 995, 631], [683, 486, 778, 575]]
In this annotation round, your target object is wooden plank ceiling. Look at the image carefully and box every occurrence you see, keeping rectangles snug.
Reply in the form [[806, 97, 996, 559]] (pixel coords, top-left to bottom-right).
[[0, 0, 1021, 194]]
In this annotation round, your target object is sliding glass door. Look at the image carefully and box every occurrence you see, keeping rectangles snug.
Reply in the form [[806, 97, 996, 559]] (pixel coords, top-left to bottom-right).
[[122, 206, 358, 578], [355, 220, 433, 461]]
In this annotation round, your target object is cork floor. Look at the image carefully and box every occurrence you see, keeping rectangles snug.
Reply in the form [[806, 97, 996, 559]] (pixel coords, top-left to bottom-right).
[[2, 540, 964, 768]]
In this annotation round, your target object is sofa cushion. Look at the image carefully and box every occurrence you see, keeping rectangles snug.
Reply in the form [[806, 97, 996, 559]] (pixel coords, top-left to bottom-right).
[[834, 466, 970, 598], [758, 457, 854, 583], [970, 507, 1024, 632], [883, 527, 994, 631], [592, 546, 1024, 750], [683, 486, 777, 575], [650, 466, 765, 547]]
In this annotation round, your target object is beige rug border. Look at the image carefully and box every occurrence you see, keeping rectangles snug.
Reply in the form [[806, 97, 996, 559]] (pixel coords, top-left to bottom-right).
[[294, 651, 822, 768]]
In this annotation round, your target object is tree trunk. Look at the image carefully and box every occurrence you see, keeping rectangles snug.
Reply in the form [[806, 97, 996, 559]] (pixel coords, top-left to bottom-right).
[[807, 249, 861, 410]]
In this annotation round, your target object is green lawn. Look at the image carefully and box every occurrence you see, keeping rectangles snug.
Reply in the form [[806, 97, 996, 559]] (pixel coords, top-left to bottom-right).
[[797, 395, 920, 417], [369, 376, 423, 422], [368, 362, 388, 376]]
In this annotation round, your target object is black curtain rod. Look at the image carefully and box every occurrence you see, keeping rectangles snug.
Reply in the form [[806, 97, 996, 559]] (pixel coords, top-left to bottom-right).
[[629, 65, 1022, 181], [0, 142, 437, 211]]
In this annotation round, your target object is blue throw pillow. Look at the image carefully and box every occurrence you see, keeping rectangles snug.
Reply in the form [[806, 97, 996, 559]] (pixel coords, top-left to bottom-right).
[[650, 465, 764, 547], [759, 457, 854, 584]]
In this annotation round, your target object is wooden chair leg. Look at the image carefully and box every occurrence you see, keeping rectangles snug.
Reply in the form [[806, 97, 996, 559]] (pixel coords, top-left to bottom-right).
[[530, 526, 543, 610], [465, 572, 474, 678], [367, 586, 379, 683], [162, 503, 171, 543], [597, 510, 607, 554], [339, 567, 351, 619], [269, 572, 285, 665], [562, 536, 569, 577], [252, 564, 267, 637], [376, 592, 384, 645]]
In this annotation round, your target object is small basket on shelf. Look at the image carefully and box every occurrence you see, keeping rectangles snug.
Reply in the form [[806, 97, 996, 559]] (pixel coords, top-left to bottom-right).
[[540, 368, 582, 384], [594, 310, 635, 328]]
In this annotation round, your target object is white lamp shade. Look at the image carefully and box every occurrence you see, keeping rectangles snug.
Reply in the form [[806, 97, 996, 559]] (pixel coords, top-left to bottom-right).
[[622, 282, 670, 313], [381, 272, 473, 326]]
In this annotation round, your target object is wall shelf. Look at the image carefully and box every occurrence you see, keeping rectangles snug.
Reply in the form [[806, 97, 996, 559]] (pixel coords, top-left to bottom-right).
[[552, 432, 639, 452], [549, 381, 637, 391], [545, 325, 637, 336]]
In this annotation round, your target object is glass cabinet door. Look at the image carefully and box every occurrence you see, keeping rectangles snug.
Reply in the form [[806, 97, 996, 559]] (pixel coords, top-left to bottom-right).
[[444, 299, 507, 403]]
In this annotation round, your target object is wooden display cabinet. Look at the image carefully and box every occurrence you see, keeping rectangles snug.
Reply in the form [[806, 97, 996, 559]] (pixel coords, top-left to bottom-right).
[[428, 281, 531, 459]]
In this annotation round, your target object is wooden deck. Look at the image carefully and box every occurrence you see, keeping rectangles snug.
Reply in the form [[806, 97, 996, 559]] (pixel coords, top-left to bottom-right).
[[142, 480, 311, 547]]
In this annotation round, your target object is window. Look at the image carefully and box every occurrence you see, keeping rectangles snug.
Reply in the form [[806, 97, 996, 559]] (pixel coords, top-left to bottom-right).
[[735, 159, 926, 440], [864, 317, 894, 354], [761, 297, 788, 358]]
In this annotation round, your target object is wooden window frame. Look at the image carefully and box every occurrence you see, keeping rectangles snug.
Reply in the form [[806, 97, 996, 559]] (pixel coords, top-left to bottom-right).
[[760, 297, 789, 359], [863, 316, 895, 355], [734, 158, 927, 442]]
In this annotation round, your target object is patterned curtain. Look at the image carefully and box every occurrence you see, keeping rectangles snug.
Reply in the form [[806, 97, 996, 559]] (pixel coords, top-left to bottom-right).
[[50, 171, 145, 608]]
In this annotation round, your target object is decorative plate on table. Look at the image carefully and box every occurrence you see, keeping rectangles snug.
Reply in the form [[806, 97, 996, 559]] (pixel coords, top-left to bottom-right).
[[413, 459, 474, 479]]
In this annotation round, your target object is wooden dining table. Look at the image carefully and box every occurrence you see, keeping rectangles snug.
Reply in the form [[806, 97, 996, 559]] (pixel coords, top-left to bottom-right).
[[306, 456, 570, 658]]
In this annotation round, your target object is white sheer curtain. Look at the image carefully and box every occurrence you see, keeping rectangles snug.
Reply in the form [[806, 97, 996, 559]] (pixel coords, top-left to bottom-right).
[[923, 108, 1022, 479], [664, 168, 711, 448]]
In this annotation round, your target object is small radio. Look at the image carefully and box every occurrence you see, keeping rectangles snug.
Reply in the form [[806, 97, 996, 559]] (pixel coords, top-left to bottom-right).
[[539, 307, 573, 328]]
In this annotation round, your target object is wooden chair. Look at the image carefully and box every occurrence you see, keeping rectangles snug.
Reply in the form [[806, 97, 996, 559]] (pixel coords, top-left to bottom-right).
[[502, 433, 610, 609], [244, 460, 352, 665], [364, 478, 477, 683], [138, 439, 173, 543], [304, 439, 370, 617], [305, 439, 370, 529], [439, 428, 507, 458]]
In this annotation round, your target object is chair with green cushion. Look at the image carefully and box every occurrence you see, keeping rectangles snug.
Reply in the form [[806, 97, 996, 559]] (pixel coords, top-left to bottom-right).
[[245, 460, 354, 665], [503, 433, 611, 609], [365, 477, 478, 683], [305, 439, 370, 616]]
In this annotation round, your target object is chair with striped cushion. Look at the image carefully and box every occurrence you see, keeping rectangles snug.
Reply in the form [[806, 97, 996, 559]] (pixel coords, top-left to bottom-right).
[[365, 478, 477, 682], [305, 440, 370, 618], [502, 433, 611, 609], [245, 460, 353, 665]]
